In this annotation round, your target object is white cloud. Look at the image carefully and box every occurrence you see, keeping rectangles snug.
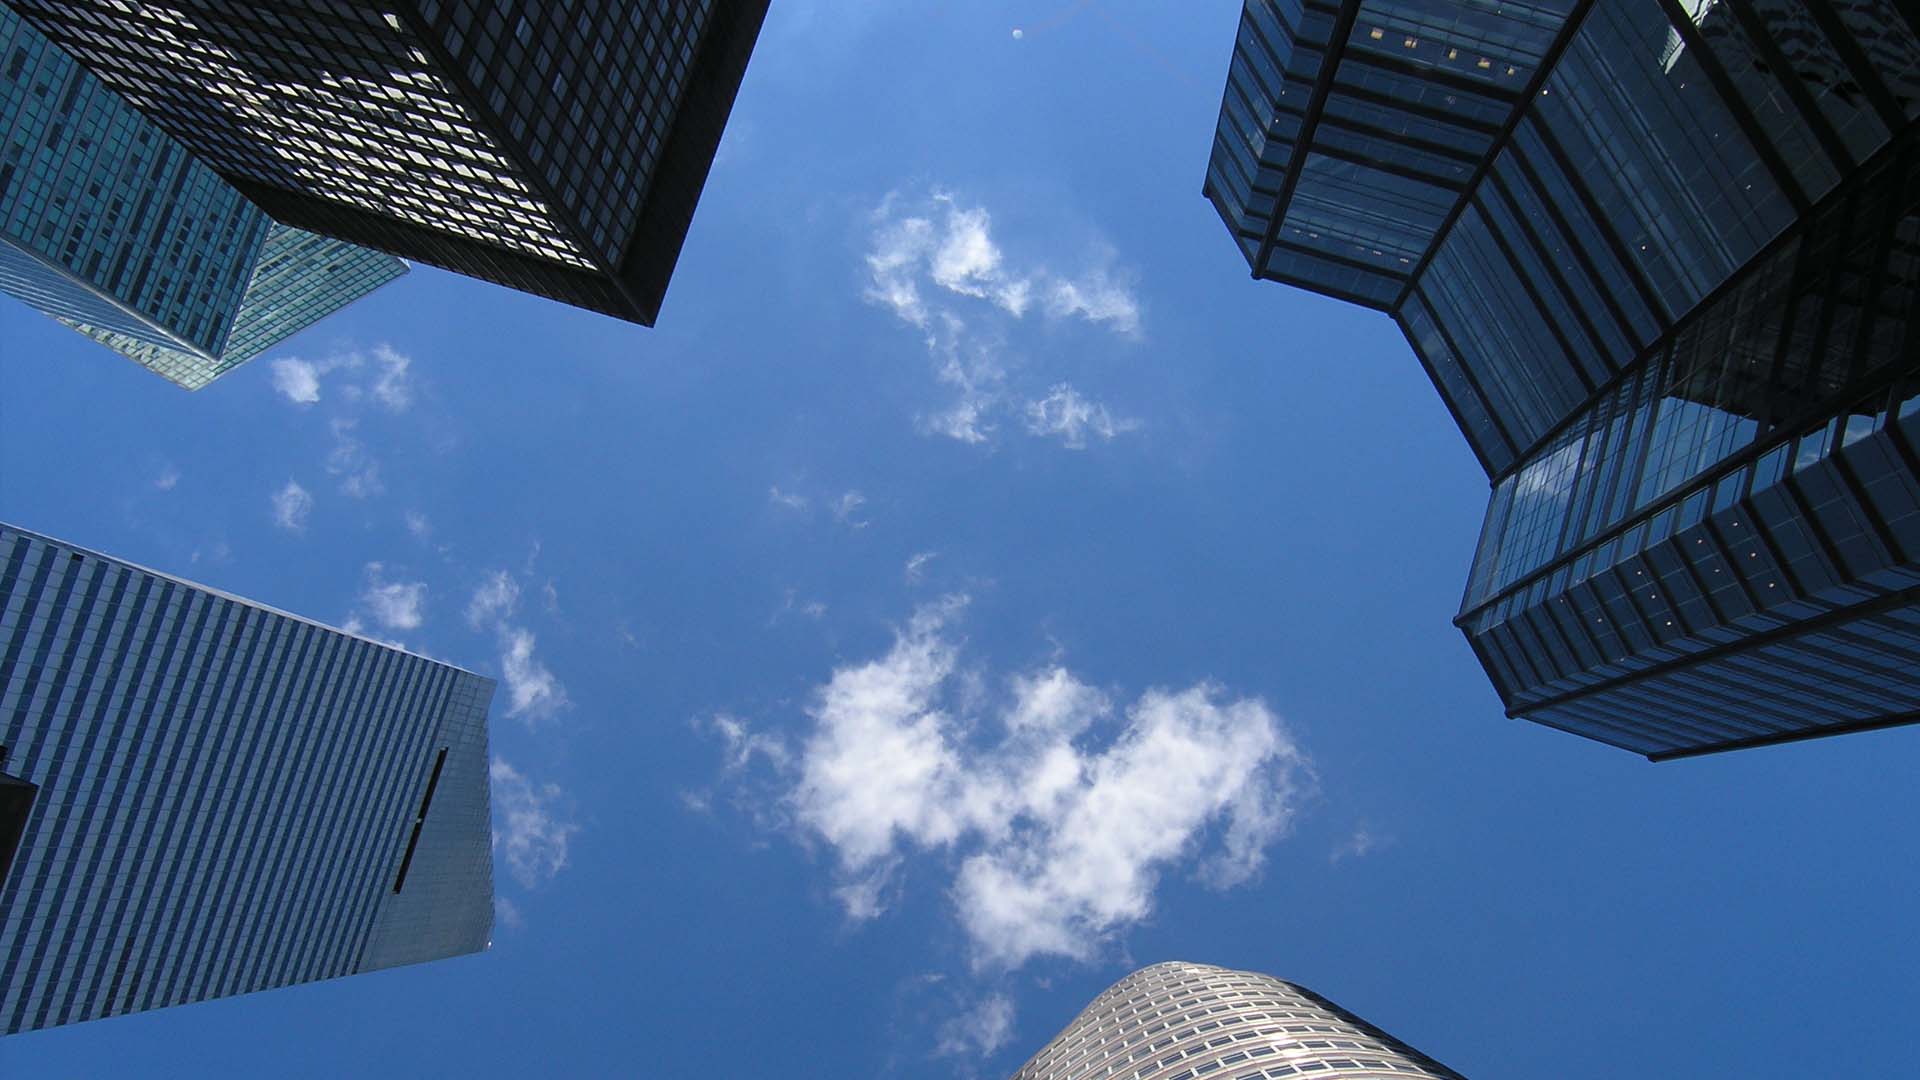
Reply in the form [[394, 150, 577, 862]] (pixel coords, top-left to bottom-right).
[[936, 992, 1017, 1058], [1330, 825, 1390, 864], [713, 599, 1308, 970], [359, 564, 426, 631], [500, 626, 568, 724], [467, 570, 521, 629], [271, 480, 313, 532], [905, 551, 938, 584], [832, 490, 869, 529], [404, 510, 432, 542], [491, 758, 580, 888], [155, 465, 180, 492], [326, 417, 383, 498], [863, 191, 1143, 447], [1023, 384, 1137, 449], [270, 357, 324, 404], [769, 486, 810, 511], [369, 344, 413, 412], [494, 895, 525, 931]]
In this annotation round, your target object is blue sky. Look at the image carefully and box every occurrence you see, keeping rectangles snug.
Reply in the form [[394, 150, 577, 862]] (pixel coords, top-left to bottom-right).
[[2, 2, 1917, 1076]]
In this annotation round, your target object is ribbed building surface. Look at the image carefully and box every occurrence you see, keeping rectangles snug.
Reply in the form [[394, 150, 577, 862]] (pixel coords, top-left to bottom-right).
[[10, 0, 770, 326], [0, 523, 494, 1035], [1012, 962, 1465, 1080], [1205, 0, 1920, 758]]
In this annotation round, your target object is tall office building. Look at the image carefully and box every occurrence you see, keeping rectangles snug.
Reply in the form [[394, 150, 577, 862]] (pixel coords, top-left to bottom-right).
[[11, 0, 771, 326], [0, 9, 407, 389], [1011, 961, 1465, 1080], [1205, 0, 1920, 758], [0, 522, 494, 1035]]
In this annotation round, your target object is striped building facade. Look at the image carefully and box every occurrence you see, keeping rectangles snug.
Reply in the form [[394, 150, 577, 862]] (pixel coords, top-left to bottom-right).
[[0, 523, 493, 1035]]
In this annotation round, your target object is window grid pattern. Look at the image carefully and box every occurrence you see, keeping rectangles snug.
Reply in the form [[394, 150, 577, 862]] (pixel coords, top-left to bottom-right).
[[0, 8, 267, 360], [1011, 962, 1465, 1080], [12, 0, 770, 326], [0, 523, 495, 1035]]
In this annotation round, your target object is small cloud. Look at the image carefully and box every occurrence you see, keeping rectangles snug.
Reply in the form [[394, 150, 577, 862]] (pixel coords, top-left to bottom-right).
[[905, 551, 937, 584], [155, 465, 181, 492], [270, 357, 324, 404], [500, 626, 568, 724], [360, 564, 427, 631], [936, 993, 1016, 1058], [1044, 266, 1141, 336], [271, 480, 313, 532], [491, 758, 580, 888], [369, 345, 413, 412], [1023, 384, 1137, 449], [832, 490, 870, 529], [467, 570, 521, 629], [326, 417, 383, 498], [768, 486, 810, 512], [1330, 824, 1391, 864], [542, 580, 561, 616], [494, 896, 525, 931], [404, 510, 432, 542]]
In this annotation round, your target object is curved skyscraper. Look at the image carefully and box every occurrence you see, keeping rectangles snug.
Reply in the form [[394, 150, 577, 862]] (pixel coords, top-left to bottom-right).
[[1012, 961, 1465, 1080]]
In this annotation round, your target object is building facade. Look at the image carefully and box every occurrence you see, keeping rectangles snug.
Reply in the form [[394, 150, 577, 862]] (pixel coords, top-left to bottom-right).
[[1011, 961, 1465, 1080], [1206, 0, 1920, 758], [0, 522, 494, 1035], [11, 0, 771, 326], [0, 10, 406, 389]]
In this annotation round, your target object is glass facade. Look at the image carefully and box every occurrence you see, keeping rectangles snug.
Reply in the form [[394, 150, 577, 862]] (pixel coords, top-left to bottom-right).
[[10, 0, 771, 326], [1011, 961, 1465, 1080], [0, 523, 494, 1035], [1, 10, 405, 389], [1206, 0, 1920, 757]]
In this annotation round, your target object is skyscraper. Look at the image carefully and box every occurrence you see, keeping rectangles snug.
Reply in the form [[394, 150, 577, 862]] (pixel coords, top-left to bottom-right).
[[1011, 961, 1465, 1080], [11, 0, 772, 326], [0, 9, 407, 389], [0, 522, 494, 1035], [1205, 0, 1920, 758]]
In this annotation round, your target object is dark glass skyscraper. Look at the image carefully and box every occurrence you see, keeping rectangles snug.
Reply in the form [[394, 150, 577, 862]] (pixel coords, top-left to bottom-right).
[[0, 523, 494, 1035], [0, 9, 407, 389], [1011, 961, 1465, 1080], [11, 0, 771, 326], [1207, 0, 1920, 758]]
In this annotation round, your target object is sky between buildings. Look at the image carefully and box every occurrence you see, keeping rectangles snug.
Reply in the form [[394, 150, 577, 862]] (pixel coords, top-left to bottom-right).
[[0, 2, 1915, 1076]]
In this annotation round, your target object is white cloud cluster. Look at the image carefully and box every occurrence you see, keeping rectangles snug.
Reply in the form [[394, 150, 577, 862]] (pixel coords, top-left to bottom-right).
[[491, 757, 580, 888], [713, 599, 1307, 970], [936, 992, 1017, 1058], [466, 571, 569, 726], [326, 417, 383, 498], [863, 191, 1142, 447], [359, 563, 427, 631], [268, 345, 415, 412], [271, 479, 313, 532], [1024, 384, 1137, 448]]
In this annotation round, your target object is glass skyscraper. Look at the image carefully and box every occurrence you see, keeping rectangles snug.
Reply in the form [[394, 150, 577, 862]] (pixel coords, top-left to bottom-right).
[[0, 9, 407, 389], [10, 0, 771, 326], [0, 522, 494, 1035], [1206, 0, 1920, 758], [1011, 961, 1465, 1080]]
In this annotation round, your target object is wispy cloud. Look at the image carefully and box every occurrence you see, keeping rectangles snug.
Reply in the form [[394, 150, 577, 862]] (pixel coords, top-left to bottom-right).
[[491, 758, 580, 888], [1330, 824, 1391, 864], [1023, 384, 1137, 449], [154, 465, 181, 492], [863, 190, 1143, 447], [465, 571, 568, 726], [271, 480, 313, 532], [404, 510, 432, 542], [326, 417, 383, 498], [936, 992, 1017, 1058], [359, 563, 426, 631], [833, 490, 870, 529], [494, 895, 525, 931], [267, 345, 416, 412], [705, 598, 1309, 970], [467, 570, 521, 629], [769, 486, 810, 512], [904, 551, 938, 584]]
